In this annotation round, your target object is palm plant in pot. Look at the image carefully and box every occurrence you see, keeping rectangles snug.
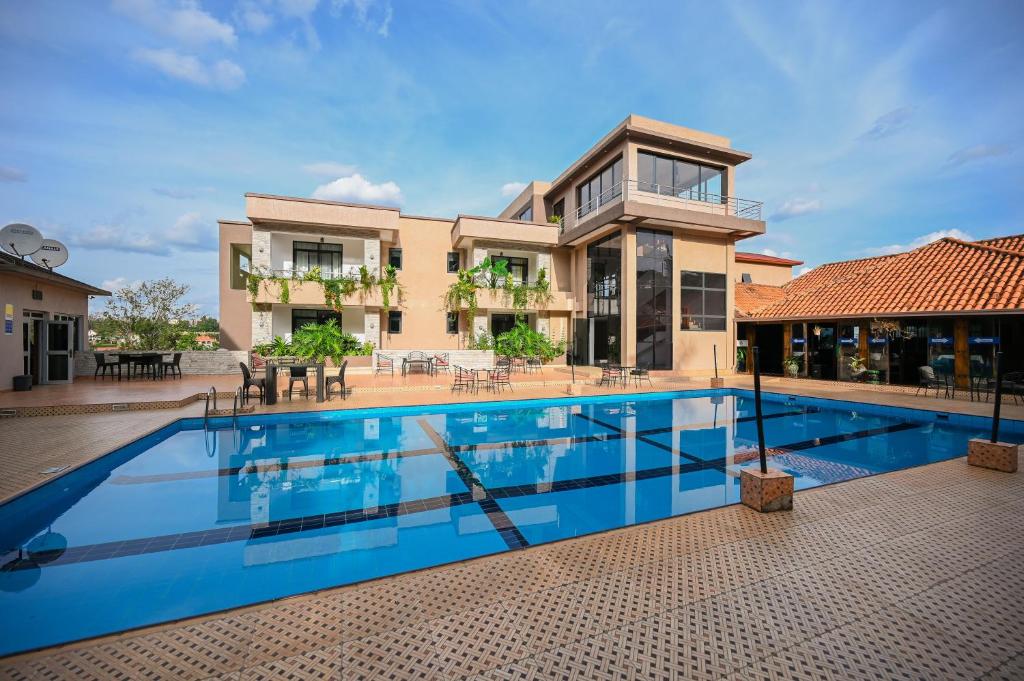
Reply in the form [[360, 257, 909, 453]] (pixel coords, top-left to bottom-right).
[[783, 355, 801, 378]]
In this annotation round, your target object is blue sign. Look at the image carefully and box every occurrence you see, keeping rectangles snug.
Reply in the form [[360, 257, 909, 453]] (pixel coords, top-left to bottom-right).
[[868, 338, 887, 345], [839, 338, 857, 345], [968, 336, 999, 345], [929, 337, 953, 345], [791, 338, 805, 345], [3, 320, 11, 335]]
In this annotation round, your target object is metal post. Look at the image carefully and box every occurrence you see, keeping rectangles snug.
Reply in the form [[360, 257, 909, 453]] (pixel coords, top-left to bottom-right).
[[991, 351, 1003, 443], [753, 346, 768, 474], [570, 340, 576, 384], [713, 345, 719, 379]]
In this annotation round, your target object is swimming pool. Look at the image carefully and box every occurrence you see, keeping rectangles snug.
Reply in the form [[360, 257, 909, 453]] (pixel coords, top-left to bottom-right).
[[1, 388, 1020, 655]]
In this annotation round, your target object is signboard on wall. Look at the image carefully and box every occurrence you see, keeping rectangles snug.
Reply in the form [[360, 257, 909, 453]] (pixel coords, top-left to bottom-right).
[[3, 303, 12, 335], [968, 336, 1000, 345], [929, 337, 953, 345], [791, 338, 805, 345]]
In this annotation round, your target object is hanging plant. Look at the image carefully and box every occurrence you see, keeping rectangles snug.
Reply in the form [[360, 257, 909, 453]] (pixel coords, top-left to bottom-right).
[[379, 264, 401, 310]]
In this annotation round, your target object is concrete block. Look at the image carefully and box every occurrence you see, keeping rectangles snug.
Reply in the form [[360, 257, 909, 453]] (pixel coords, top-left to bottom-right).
[[967, 439, 1020, 473], [740, 467, 794, 513]]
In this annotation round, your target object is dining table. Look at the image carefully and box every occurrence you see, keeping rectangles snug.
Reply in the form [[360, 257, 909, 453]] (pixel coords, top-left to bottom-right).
[[263, 361, 326, 405], [110, 352, 165, 380]]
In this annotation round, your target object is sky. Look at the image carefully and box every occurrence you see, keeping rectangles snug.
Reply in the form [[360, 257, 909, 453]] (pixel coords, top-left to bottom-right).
[[1, 0, 1022, 316]]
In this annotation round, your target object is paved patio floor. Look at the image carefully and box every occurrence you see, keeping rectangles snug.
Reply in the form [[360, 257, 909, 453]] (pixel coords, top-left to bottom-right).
[[0, 381, 1022, 679]]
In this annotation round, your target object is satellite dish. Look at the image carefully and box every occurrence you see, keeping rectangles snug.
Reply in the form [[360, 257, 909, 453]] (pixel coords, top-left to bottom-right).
[[0, 223, 43, 257], [30, 239, 69, 269]]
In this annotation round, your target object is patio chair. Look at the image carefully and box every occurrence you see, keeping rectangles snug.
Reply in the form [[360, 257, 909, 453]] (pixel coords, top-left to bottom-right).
[[433, 353, 451, 374], [239, 362, 265, 405], [287, 366, 309, 400], [487, 366, 513, 393], [915, 366, 946, 398], [452, 365, 478, 393], [161, 352, 183, 379], [630, 366, 653, 388], [496, 355, 512, 372], [94, 352, 120, 380], [133, 353, 161, 380], [375, 354, 394, 376], [326, 360, 348, 401], [525, 356, 542, 374], [511, 356, 526, 373], [1003, 371, 1024, 405], [598, 363, 624, 387]]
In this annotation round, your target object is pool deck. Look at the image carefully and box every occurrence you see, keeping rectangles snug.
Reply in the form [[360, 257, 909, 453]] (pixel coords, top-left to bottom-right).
[[1, 379, 1022, 679]]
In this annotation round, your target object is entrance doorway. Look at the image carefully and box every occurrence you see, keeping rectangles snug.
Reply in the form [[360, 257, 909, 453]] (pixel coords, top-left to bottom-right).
[[754, 324, 784, 374], [22, 313, 44, 385], [490, 314, 518, 337], [44, 320, 74, 383], [807, 324, 837, 380]]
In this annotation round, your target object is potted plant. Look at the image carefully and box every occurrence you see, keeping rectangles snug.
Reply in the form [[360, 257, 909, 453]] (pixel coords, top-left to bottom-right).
[[782, 355, 801, 378]]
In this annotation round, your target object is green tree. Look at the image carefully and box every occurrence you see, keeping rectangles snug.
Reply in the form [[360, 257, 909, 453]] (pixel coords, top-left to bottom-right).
[[98, 278, 198, 350]]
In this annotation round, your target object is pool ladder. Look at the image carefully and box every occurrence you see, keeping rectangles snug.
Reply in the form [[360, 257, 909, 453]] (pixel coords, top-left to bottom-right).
[[204, 386, 243, 428]]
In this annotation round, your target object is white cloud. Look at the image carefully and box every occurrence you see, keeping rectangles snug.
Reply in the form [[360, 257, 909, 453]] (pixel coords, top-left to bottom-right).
[[112, 0, 237, 47], [0, 166, 27, 182], [73, 224, 169, 255], [501, 181, 527, 197], [859, 106, 914, 141], [946, 144, 1011, 167], [303, 161, 357, 177], [769, 198, 822, 222], [234, 0, 274, 33], [759, 248, 794, 259], [164, 211, 216, 251], [66, 212, 217, 256], [312, 173, 403, 206], [100, 276, 141, 292], [152, 185, 214, 199], [796, 266, 812, 276], [134, 48, 245, 90], [863, 228, 975, 256], [331, 0, 393, 36]]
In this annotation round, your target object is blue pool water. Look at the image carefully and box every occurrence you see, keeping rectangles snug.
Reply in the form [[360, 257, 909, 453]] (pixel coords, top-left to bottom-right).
[[1, 389, 1020, 655]]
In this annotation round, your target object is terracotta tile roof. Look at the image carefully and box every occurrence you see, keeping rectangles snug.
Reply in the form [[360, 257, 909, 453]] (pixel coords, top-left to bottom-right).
[[744, 236, 1024, 320], [735, 283, 787, 318], [735, 251, 804, 266]]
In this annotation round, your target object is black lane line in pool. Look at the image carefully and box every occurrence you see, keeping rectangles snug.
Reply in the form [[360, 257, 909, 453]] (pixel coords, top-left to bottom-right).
[[107, 408, 815, 486], [3, 420, 924, 571], [415, 419, 530, 550], [573, 412, 713, 467]]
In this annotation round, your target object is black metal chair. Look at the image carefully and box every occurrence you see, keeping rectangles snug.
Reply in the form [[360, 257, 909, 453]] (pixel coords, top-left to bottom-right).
[[630, 366, 653, 388], [487, 366, 512, 393], [287, 366, 309, 399], [326, 360, 348, 400], [375, 354, 394, 375], [94, 352, 120, 380], [452, 366, 478, 393], [133, 353, 161, 380], [239, 362, 265, 404], [598, 363, 624, 387], [433, 353, 451, 374], [915, 366, 946, 398], [1004, 371, 1024, 405], [525, 356, 542, 374], [161, 352, 183, 379]]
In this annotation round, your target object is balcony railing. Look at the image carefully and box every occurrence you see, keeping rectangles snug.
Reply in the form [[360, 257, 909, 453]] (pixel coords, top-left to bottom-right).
[[559, 179, 762, 234]]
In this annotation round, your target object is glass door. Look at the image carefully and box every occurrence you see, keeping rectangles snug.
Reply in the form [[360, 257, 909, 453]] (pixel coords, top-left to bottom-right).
[[44, 320, 73, 384]]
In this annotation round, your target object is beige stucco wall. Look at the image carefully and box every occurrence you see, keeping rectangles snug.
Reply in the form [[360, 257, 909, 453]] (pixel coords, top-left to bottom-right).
[[0, 272, 91, 390], [735, 260, 794, 286], [674, 233, 736, 374], [218, 221, 253, 351]]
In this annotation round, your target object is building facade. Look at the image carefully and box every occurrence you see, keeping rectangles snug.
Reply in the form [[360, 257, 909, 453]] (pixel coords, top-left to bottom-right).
[[219, 115, 770, 374], [0, 253, 109, 390]]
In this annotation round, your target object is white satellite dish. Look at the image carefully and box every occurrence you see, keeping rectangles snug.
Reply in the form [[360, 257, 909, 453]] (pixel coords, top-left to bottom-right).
[[30, 239, 69, 269], [0, 223, 44, 257]]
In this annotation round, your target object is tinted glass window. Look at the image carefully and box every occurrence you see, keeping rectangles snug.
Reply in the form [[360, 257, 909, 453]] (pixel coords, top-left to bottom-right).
[[387, 311, 402, 334], [680, 271, 727, 331], [638, 151, 724, 202], [447, 251, 460, 273], [446, 312, 458, 334], [388, 248, 402, 269]]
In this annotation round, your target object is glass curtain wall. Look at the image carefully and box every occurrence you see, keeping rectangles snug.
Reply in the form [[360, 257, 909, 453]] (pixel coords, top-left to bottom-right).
[[637, 151, 723, 201], [636, 228, 673, 370], [789, 323, 807, 376], [927, 319, 955, 377], [292, 241, 342, 277], [577, 157, 623, 218], [837, 323, 861, 381], [582, 232, 622, 364]]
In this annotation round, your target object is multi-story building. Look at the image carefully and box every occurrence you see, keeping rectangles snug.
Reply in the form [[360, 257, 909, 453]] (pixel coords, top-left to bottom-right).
[[218, 114, 771, 374]]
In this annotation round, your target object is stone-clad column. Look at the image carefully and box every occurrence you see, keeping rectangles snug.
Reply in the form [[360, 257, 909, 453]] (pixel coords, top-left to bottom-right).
[[251, 229, 271, 271], [364, 309, 380, 348], [252, 304, 272, 345], [365, 238, 380, 273]]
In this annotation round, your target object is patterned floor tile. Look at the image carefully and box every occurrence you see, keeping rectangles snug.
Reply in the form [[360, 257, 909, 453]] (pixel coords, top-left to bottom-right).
[[503, 585, 605, 655], [340, 624, 442, 681], [245, 595, 344, 666], [477, 630, 640, 680], [241, 646, 340, 680], [979, 653, 1024, 681], [430, 601, 529, 680], [340, 577, 430, 642]]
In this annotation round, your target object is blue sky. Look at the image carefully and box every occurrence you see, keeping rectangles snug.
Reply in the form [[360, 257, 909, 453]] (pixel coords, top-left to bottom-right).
[[1, 0, 1022, 315]]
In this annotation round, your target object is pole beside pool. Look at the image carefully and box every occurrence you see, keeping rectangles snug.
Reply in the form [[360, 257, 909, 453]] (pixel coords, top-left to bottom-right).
[[967, 350, 1019, 473], [710, 344, 724, 388], [741, 345, 794, 511], [753, 346, 767, 474]]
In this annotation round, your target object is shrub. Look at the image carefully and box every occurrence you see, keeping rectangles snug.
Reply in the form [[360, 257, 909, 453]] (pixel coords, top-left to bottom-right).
[[493, 322, 566, 362]]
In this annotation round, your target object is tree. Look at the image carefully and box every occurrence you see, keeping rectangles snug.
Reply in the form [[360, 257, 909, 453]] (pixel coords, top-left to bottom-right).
[[194, 315, 220, 332], [99, 278, 198, 350]]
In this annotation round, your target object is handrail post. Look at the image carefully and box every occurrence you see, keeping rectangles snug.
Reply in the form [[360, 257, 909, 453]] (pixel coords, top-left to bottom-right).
[[753, 346, 767, 474]]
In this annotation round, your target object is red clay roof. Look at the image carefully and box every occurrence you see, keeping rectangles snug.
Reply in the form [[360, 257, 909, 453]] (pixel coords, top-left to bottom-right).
[[735, 283, 787, 318], [734, 251, 803, 266], [742, 236, 1024, 320]]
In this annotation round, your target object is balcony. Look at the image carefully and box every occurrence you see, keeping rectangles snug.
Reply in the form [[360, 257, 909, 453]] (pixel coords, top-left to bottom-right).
[[246, 269, 383, 307], [558, 180, 764, 245], [454, 284, 573, 313]]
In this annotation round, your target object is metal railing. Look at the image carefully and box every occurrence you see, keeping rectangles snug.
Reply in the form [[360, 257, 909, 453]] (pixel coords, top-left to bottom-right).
[[558, 180, 763, 234], [232, 386, 243, 425], [204, 386, 217, 429]]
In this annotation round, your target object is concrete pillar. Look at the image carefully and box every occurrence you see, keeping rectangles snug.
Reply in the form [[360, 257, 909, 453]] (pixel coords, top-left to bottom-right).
[[537, 313, 550, 337], [472, 244, 488, 268], [859, 321, 870, 362], [251, 229, 271, 271], [364, 309, 381, 349], [252, 304, 272, 345], [746, 325, 757, 374], [364, 238, 380, 274], [622, 225, 637, 366], [954, 318, 969, 389]]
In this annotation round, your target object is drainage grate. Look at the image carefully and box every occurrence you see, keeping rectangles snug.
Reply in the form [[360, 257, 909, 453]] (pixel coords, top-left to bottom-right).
[[41, 466, 68, 475], [0, 409, 16, 417], [112, 403, 130, 412]]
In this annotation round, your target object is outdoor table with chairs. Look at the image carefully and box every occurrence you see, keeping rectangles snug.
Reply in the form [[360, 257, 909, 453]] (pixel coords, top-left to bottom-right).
[[93, 351, 182, 381], [597, 362, 653, 389], [262, 360, 327, 405], [451, 364, 512, 394]]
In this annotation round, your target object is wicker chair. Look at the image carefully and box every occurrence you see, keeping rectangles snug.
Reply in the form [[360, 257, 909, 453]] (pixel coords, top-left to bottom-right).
[[287, 366, 309, 400], [161, 352, 183, 379], [94, 352, 121, 380], [239, 362, 265, 404], [326, 360, 348, 400]]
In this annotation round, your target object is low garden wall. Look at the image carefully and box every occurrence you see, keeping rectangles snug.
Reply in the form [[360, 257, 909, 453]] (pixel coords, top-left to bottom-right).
[[75, 350, 250, 377], [374, 349, 495, 370]]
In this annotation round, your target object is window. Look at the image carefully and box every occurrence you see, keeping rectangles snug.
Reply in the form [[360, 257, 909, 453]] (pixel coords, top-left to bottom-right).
[[636, 229, 673, 370], [291, 309, 342, 333], [637, 151, 723, 201], [293, 241, 342, 277], [515, 205, 533, 221], [447, 251, 461, 273], [490, 255, 528, 285], [680, 271, 726, 331], [551, 198, 565, 221], [446, 312, 459, 335], [576, 156, 623, 218], [388, 248, 403, 269], [229, 244, 251, 290], [388, 310, 402, 334]]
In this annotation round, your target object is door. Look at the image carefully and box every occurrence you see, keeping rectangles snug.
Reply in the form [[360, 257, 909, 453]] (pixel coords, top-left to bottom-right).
[[807, 325, 837, 380], [44, 320, 73, 384], [490, 314, 517, 337]]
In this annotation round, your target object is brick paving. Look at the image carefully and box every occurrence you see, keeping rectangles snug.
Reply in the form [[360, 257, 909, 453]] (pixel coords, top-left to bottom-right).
[[0, 380, 1021, 679]]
